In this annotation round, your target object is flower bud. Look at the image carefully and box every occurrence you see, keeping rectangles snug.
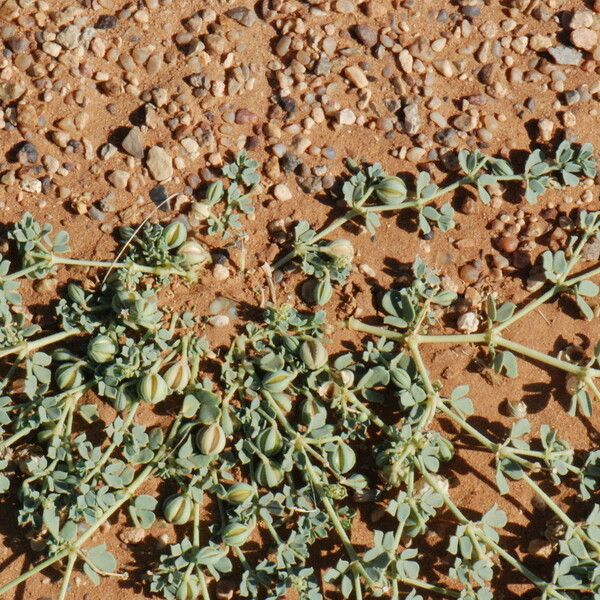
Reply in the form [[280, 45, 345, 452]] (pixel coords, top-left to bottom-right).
[[87, 335, 117, 364], [299, 339, 328, 370], [162, 221, 187, 249], [196, 423, 226, 455], [261, 370, 296, 394], [327, 442, 356, 474], [55, 362, 82, 390], [256, 426, 283, 456], [163, 494, 193, 525], [163, 360, 191, 392], [178, 240, 210, 268], [225, 482, 255, 505], [323, 239, 355, 260], [137, 373, 169, 404], [375, 176, 407, 205], [222, 520, 254, 547], [254, 460, 284, 488], [112, 290, 138, 313]]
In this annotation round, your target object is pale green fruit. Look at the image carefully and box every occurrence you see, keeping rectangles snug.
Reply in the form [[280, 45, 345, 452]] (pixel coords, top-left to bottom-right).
[[163, 494, 193, 525], [87, 335, 117, 364], [162, 221, 187, 249], [137, 373, 169, 404], [375, 176, 407, 205], [195, 423, 226, 455], [299, 339, 328, 370]]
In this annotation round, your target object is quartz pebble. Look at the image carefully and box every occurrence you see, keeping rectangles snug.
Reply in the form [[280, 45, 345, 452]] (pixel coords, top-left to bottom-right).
[[146, 146, 173, 181]]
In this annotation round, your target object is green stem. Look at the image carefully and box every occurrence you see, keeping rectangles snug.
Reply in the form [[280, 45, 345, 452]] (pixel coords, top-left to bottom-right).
[[82, 403, 140, 484], [520, 472, 600, 556], [0, 426, 32, 451], [57, 552, 77, 600], [0, 330, 79, 359], [418, 464, 567, 599]]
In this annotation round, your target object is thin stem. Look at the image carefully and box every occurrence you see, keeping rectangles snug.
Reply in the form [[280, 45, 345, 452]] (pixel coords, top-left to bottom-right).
[[57, 552, 77, 600], [419, 464, 567, 599], [82, 403, 140, 484], [0, 330, 79, 359]]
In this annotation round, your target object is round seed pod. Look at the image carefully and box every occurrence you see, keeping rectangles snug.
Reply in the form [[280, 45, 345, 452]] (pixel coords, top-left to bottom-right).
[[196, 423, 226, 455], [178, 240, 210, 268], [114, 384, 135, 412], [36, 423, 56, 443], [163, 360, 191, 392], [225, 482, 255, 505], [375, 176, 407, 205], [322, 239, 355, 260], [221, 520, 254, 547], [162, 221, 187, 249], [55, 362, 82, 390], [206, 180, 224, 204], [176, 578, 200, 600], [87, 334, 117, 364], [300, 397, 327, 426], [254, 460, 284, 488], [163, 494, 193, 525], [390, 367, 412, 389], [261, 370, 296, 394], [111, 290, 138, 313], [299, 339, 328, 370], [255, 426, 283, 456], [327, 442, 356, 474], [67, 283, 87, 305], [137, 373, 169, 404], [313, 276, 332, 306]]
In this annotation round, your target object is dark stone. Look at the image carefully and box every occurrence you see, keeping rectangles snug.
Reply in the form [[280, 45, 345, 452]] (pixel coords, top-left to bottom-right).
[[15, 141, 38, 164], [95, 15, 118, 29], [280, 152, 301, 173], [149, 185, 170, 211], [277, 96, 296, 114], [351, 24, 378, 48]]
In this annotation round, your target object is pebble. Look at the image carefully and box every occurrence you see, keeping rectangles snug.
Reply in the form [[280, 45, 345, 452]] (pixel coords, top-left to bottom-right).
[[538, 118, 554, 141], [226, 7, 257, 27], [497, 235, 519, 253], [0, 81, 25, 102], [338, 109, 357, 125], [88, 206, 105, 222], [403, 102, 421, 135], [208, 315, 230, 327], [570, 28, 598, 51], [457, 312, 479, 333], [434, 128, 458, 148], [15, 142, 38, 164], [121, 126, 145, 158], [273, 183, 292, 201], [213, 264, 230, 281], [571, 10, 594, 29], [108, 170, 130, 189], [146, 146, 173, 181], [459, 263, 480, 284], [352, 24, 378, 48], [235, 109, 258, 124], [548, 45, 583, 65], [344, 65, 369, 89]]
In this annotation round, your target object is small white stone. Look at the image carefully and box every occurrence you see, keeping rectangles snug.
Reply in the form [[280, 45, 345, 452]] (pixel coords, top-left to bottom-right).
[[213, 264, 230, 281], [338, 108, 356, 125], [208, 315, 230, 327], [273, 183, 292, 201], [538, 118, 554, 142], [457, 312, 479, 334], [344, 65, 368, 89]]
